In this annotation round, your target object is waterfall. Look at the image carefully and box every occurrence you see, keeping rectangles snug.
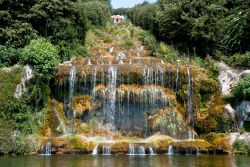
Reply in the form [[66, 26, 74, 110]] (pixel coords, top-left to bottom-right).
[[69, 66, 77, 101], [87, 59, 92, 65], [91, 67, 97, 100], [176, 64, 179, 93], [167, 145, 173, 155], [195, 146, 200, 155], [186, 148, 191, 155], [41, 142, 52, 155], [138, 146, 145, 155], [67, 66, 77, 119], [92, 144, 99, 155], [119, 59, 124, 64], [128, 144, 135, 155], [186, 67, 194, 131], [107, 66, 117, 125], [149, 147, 156, 155], [103, 145, 111, 155]]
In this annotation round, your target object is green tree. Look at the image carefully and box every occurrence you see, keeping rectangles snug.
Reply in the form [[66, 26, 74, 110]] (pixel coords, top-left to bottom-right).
[[222, 0, 250, 54], [0, 0, 38, 47], [0, 45, 21, 67], [21, 38, 58, 81], [78, 0, 111, 27]]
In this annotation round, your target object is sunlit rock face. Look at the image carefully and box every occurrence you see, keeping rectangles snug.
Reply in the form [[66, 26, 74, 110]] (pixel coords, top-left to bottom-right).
[[217, 62, 250, 96], [217, 62, 250, 128], [217, 62, 239, 96], [14, 65, 33, 98], [52, 55, 198, 138]]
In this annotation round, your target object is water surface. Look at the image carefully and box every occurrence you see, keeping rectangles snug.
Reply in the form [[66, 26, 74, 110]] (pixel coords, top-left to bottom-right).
[[0, 155, 249, 167]]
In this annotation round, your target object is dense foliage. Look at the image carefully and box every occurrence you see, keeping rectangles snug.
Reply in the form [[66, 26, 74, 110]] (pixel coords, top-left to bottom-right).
[[227, 76, 250, 102], [0, 46, 21, 67], [0, 0, 111, 154], [21, 38, 58, 81], [114, 0, 250, 60], [78, 1, 111, 27]]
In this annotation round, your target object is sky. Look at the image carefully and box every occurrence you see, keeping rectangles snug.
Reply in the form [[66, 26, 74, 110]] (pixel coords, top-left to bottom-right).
[[111, 0, 157, 9]]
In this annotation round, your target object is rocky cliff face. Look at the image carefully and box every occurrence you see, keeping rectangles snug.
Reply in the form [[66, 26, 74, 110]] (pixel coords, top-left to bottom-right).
[[217, 62, 250, 129], [14, 65, 33, 98]]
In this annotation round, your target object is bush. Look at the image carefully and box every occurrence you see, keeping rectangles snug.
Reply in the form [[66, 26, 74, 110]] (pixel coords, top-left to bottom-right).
[[0, 67, 22, 112], [139, 31, 157, 52], [103, 38, 113, 43], [121, 39, 134, 49], [227, 75, 250, 102], [78, 1, 111, 27], [0, 45, 21, 67], [3, 95, 43, 134], [0, 118, 37, 155], [21, 38, 58, 81], [233, 139, 250, 154], [1, 21, 37, 48], [221, 52, 250, 69], [155, 43, 179, 63]]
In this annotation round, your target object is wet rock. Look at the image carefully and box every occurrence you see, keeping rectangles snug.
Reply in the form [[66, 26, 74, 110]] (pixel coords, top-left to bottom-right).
[[236, 101, 250, 128], [169, 139, 214, 154]]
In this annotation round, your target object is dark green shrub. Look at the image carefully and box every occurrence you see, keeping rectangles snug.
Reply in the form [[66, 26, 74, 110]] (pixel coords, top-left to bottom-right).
[[233, 139, 250, 154], [0, 45, 21, 67], [78, 1, 111, 27], [21, 38, 58, 81]]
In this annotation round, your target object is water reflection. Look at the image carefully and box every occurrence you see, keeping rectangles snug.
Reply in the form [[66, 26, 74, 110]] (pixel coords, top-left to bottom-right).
[[0, 155, 248, 167]]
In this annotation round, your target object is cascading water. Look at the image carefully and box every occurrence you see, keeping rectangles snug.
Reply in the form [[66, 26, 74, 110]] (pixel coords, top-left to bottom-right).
[[176, 64, 179, 93], [186, 67, 194, 139], [195, 146, 200, 155], [128, 144, 135, 155], [91, 67, 97, 100], [67, 66, 77, 119], [138, 146, 145, 155], [95, 86, 168, 133], [149, 147, 156, 155], [106, 66, 117, 127], [167, 145, 173, 155], [92, 144, 99, 155], [103, 145, 111, 155], [41, 142, 52, 155], [87, 59, 92, 65], [56, 56, 191, 137]]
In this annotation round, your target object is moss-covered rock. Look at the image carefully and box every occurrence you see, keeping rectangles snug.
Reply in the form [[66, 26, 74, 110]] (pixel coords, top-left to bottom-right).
[[71, 95, 93, 118], [170, 139, 213, 154], [200, 133, 232, 154], [40, 99, 69, 136], [145, 135, 174, 152]]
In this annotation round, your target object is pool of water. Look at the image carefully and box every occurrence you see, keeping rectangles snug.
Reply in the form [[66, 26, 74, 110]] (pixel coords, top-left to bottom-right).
[[0, 154, 249, 167]]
